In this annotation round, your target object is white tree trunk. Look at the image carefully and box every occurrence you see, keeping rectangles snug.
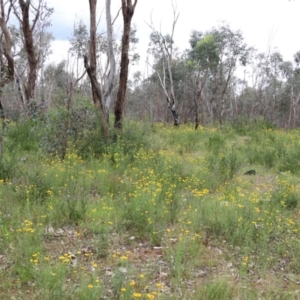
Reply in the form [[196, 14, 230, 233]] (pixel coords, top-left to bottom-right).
[[103, 0, 116, 121]]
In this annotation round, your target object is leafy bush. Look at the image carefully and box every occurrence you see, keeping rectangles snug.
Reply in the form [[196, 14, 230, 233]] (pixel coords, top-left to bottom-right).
[[13, 172, 53, 204], [5, 120, 40, 152], [206, 132, 225, 153], [271, 184, 299, 210], [0, 155, 17, 181], [279, 145, 300, 174], [206, 146, 241, 189], [41, 107, 98, 159], [232, 117, 274, 136]]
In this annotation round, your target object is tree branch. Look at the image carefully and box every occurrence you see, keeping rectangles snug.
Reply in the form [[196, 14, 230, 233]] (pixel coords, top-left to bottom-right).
[[0, 1, 14, 88], [30, 0, 41, 31]]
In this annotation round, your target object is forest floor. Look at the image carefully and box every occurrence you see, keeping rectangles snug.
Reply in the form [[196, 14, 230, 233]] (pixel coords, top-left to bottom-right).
[[1, 121, 300, 299]]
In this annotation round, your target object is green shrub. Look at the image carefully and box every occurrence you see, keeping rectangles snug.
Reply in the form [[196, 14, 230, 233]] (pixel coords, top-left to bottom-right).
[[271, 184, 299, 210], [279, 145, 300, 174], [206, 146, 241, 190], [59, 195, 88, 225], [195, 281, 234, 300], [6, 120, 40, 152], [206, 132, 225, 154], [0, 156, 17, 181]]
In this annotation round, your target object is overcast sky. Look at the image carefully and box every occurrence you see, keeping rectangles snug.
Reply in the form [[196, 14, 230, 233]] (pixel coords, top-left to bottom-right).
[[47, 0, 300, 75]]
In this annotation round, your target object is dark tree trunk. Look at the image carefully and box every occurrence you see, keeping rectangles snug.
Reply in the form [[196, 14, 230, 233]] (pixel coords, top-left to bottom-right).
[[194, 80, 203, 130], [114, 0, 137, 129], [18, 0, 39, 103], [85, 0, 109, 138], [219, 73, 231, 125]]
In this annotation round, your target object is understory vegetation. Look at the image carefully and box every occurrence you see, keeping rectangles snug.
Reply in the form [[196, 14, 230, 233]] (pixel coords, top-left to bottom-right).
[[1, 113, 300, 299]]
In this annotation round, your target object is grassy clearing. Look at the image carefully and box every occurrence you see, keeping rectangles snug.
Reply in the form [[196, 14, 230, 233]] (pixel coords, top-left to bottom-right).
[[1, 118, 300, 299]]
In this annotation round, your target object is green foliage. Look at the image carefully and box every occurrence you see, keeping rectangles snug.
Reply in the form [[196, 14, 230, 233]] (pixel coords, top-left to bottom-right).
[[77, 120, 153, 161], [271, 182, 299, 210], [59, 195, 88, 225], [206, 144, 240, 190], [231, 117, 274, 135], [115, 122, 152, 160], [279, 144, 300, 174], [14, 169, 54, 203], [93, 227, 110, 259], [41, 106, 97, 159], [6, 120, 40, 152], [207, 132, 225, 153], [69, 20, 89, 58], [247, 145, 277, 169], [188, 23, 250, 74], [195, 281, 234, 300], [0, 155, 17, 181], [189, 32, 220, 70], [41, 108, 68, 156], [34, 264, 68, 299]]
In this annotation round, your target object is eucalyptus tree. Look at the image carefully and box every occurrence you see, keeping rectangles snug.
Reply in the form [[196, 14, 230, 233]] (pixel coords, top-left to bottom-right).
[[43, 60, 75, 107], [82, 0, 138, 134], [69, 20, 89, 59], [103, 0, 116, 122], [11, 0, 53, 106], [147, 5, 179, 126], [286, 51, 300, 127], [187, 31, 219, 128], [0, 0, 14, 91], [84, 0, 115, 137], [43, 62, 64, 107], [246, 49, 293, 125], [143, 54, 191, 124], [264, 52, 288, 122], [0, 0, 14, 124], [187, 23, 251, 126], [71, 18, 123, 119], [273, 52, 298, 127], [114, 0, 138, 129]]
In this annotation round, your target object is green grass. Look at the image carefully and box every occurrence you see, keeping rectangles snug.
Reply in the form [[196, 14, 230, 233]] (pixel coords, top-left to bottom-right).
[[1, 117, 300, 299]]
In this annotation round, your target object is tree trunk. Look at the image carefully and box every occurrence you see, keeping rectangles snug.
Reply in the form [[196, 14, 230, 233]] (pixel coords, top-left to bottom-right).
[[168, 93, 179, 126], [0, 0, 13, 157], [85, 0, 109, 138], [14, 71, 25, 107], [18, 0, 39, 103], [114, 0, 137, 129], [103, 0, 116, 123], [219, 73, 231, 125], [194, 68, 208, 130], [0, 0, 14, 89]]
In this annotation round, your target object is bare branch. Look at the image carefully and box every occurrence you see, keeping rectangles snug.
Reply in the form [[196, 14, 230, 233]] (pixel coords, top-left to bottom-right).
[[112, 6, 121, 25], [5, 1, 13, 23], [146, 59, 169, 102], [30, 0, 41, 31], [74, 70, 86, 88], [11, 1, 22, 23], [146, 2, 179, 126]]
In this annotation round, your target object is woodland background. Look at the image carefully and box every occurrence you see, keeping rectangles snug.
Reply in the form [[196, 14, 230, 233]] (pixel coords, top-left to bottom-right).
[[0, 0, 300, 131]]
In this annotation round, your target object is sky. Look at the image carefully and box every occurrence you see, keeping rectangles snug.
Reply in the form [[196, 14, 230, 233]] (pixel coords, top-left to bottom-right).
[[47, 0, 300, 77]]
